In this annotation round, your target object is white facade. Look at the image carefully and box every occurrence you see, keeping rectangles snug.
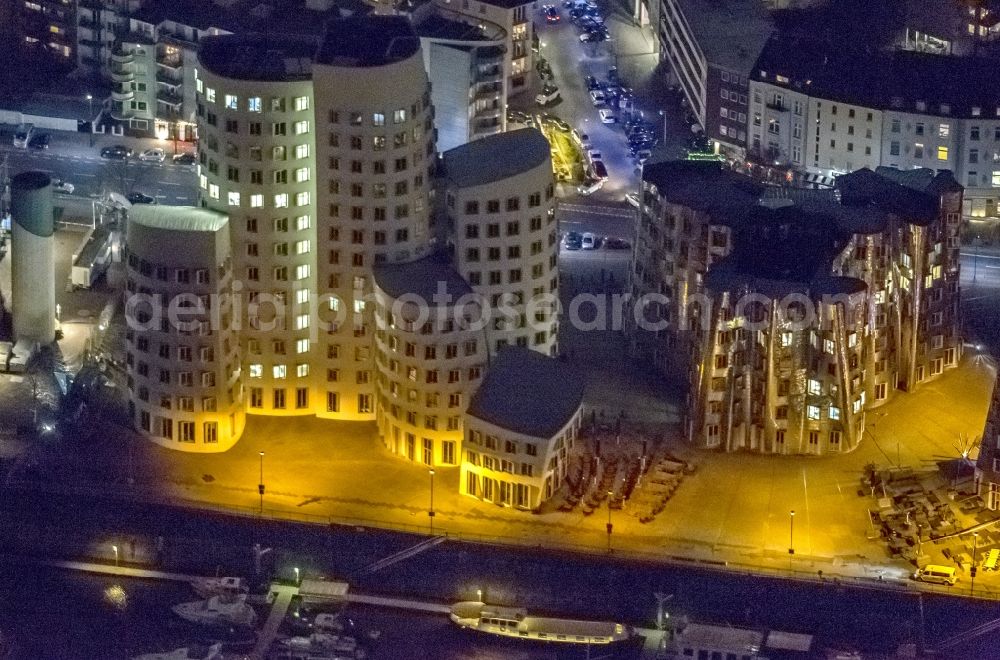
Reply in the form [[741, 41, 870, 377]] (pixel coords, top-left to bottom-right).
[[10, 172, 56, 346], [124, 206, 245, 451]]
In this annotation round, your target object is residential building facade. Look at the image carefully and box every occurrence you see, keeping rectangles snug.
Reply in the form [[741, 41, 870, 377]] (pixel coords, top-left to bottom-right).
[[442, 129, 560, 357], [461, 347, 584, 509]]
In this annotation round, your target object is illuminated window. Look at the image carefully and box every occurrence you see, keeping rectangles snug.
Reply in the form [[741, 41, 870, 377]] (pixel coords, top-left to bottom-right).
[[295, 289, 309, 305], [225, 94, 238, 110], [273, 364, 287, 379], [294, 120, 309, 135], [49, 25, 61, 34], [295, 264, 310, 280], [937, 146, 949, 161], [295, 215, 310, 230], [274, 193, 289, 208], [295, 240, 310, 254], [196, 78, 203, 93], [938, 123, 950, 137], [294, 96, 309, 111], [248, 97, 262, 112], [295, 144, 309, 159], [295, 167, 310, 182], [296, 338, 309, 354], [295, 191, 310, 207], [296, 363, 309, 377], [250, 194, 263, 208], [208, 183, 219, 199], [227, 191, 240, 206], [393, 109, 406, 124], [373, 113, 385, 126], [206, 88, 216, 103], [199, 174, 207, 189], [296, 314, 309, 330], [807, 405, 820, 420], [807, 379, 821, 395], [249, 364, 262, 378], [829, 407, 841, 420]]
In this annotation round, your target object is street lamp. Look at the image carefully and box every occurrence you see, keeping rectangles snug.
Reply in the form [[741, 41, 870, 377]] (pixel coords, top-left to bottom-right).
[[293, 566, 300, 585], [428, 468, 436, 533], [258, 451, 265, 515], [971, 532, 979, 596], [86, 94, 94, 147], [789, 510, 796, 559], [112, 544, 119, 567], [606, 490, 614, 553], [658, 109, 667, 146], [476, 588, 483, 603]]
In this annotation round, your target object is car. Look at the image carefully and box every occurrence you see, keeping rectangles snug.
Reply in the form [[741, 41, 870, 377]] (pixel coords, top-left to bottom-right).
[[608, 67, 620, 84], [605, 237, 632, 250], [563, 0, 576, 6], [580, 31, 602, 43], [544, 6, 560, 22], [564, 231, 583, 250], [633, 149, 652, 164], [52, 179, 74, 194], [624, 193, 639, 208], [127, 191, 155, 204], [589, 90, 606, 106], [585, 75, 601, 91], [172, 152, 197, 165], [577, 178, 604, 196], [581, 232, 597, 250], [599, 108, 616, 124], [536, 85, 560, 106], [100, 145, 132, 160], [591, 160, 608, 179], [576, 131, 591, 149], [28, 133, 50, 149], [569, 7, 586, 18], [139, 148, 166, 162]]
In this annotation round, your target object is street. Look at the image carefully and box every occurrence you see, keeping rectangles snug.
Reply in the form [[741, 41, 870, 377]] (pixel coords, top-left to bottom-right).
[[1, 129, 198, 205]]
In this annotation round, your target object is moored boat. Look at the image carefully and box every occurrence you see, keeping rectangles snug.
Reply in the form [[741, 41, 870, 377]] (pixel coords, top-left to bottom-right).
[[132, 642, 223, 660], [190, 576, 248, 600], [172, 594, 258, 628], [449, 601, 630, 645]]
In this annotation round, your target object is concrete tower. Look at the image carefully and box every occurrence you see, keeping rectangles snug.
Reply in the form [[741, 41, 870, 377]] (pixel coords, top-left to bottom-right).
[[11, 171, 56, 345]]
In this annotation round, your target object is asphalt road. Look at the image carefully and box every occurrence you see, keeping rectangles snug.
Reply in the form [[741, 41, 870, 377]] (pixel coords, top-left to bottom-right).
[[0, 487, 996, 658], [1, 139, 198, 206]]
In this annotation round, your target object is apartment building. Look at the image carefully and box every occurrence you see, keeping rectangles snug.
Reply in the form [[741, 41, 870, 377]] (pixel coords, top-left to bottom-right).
[[656, 0, 771, 155], [373, 254, 488, 466], [415, 10, 508, 151], [976, 375, 1000, 509], [124, 205, 245, 451], [629, 161, 963, 453], [434, 0, 534, 96], [76, 0, 144, 73], [461, 347, 584, 509], [16, 0, 76, 64], [109, 37, 158, 136], [442, 129, 559, 357], [748, 37, 1000, 225], [196, 33, 320, 417]]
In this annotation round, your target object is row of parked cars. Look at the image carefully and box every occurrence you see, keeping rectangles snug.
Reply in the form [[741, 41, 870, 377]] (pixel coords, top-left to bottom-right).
[[564, 0, 609, 43], [99, 145, 195, 165], [564, 231, 631, 251]]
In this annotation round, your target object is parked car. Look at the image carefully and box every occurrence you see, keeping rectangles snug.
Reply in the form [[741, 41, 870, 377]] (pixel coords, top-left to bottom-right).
[[580, 31, 603, 43], [127, 191, 155, 204], [581, 232, 597, 250], [589, 90, 606, 106], [624, 193, 639, 208], [577, 179, 604, 196], [564, 231, 583, 250], [599, 108, 616, 124], [139, 148, 166, 162], [591, 160, 608, 179], [608, 66, 620, 84], [52, 179, 74, 194], [28, 133, 50, 149], [535, 85, 561, 106], [585, 75, 601, 91], [633, 149, 652, 164], [544, 5, 560, 22], [172, 152, 197, 165], [100, 145, 132, 160], [605, 237, 632, 250], [576, 131, 592, 149]]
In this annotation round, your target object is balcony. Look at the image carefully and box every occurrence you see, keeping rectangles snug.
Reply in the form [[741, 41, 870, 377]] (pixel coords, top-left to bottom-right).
[[157, 51, 182, 70], [475, 84, 502, 101], [110, 48, 134, 65], [476, 45, 505, 67], [474, 105, 502, 120], [157, 90, 183, 107], [765, 100, 788, 112], [111, 68, 134, 83], [112, 87, 134, 102], [156, 71, 181, 87]]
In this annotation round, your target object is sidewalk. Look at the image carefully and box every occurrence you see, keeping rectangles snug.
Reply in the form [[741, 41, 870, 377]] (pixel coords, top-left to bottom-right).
[[0, 124, 194, 161]]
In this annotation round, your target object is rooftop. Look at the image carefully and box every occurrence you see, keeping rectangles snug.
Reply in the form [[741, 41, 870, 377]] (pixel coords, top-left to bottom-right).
[[751, 36, 1000, 118], [416, 13, 493, 42], [473, 0, 535, 9], [316, 15, 421, 67], [467, 347, 585, 439], [128, 205, 230, 233], [676, 623, 765, 653], [372, 252, 473, 302], [198, 33, 317, 81], [641, 160, 765, 221], [835, 167, 943, 226], [134, 0, 366, 35], [674, 0, 773, 74], [442, 128, 551, 188]]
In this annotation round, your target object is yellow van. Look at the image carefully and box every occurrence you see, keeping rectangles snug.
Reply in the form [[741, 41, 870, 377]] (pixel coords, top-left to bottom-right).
[[913, 565, 958, 585]]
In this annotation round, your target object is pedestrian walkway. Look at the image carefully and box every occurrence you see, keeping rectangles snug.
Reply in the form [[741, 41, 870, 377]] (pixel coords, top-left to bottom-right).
[[343, 593, 450, 614], [40, 558, 202, 583], [251, 584, 297, 660]]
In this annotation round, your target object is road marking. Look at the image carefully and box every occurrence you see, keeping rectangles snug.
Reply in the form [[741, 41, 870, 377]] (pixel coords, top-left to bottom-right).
[[175, 196, 189, 201], [961, 252, 1000, 260]]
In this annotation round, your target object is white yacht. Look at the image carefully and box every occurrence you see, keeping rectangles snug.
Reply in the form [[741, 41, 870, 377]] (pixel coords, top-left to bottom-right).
[[278, 632, 366, 659], [132, 642, 223, 660], [172, 594, 257, 628], [449, 601, 631, 645], [190, 576, 248, 599]]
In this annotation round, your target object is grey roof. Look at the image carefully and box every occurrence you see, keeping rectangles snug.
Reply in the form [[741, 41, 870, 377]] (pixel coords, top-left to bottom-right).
[[674, 0, 772, 74], [416, 14, 492, 42], [835, 168, 940, 226], [372, 252, 473, 302], [11, 172, 54, 238], [642, 160, 765, 221], [128, 205, 229, 233], [316, 15, 421, 67], [442, 129, 551, 188], [198, 34, 317, 81], [467, 347, 585, 439]]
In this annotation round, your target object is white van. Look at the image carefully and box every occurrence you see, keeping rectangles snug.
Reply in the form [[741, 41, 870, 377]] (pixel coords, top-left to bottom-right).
[[535, 85, 560, 106], [912, 565, 958, 585]]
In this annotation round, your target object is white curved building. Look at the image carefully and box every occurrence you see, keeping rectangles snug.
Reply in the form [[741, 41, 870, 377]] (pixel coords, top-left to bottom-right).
[[196, 33, 319, 418], [10, 171, 56, 345], [373, 254, 488, 467], [442, 128, 559, 357], [312, 16, 437, 420], [124, 205, 245, 452]]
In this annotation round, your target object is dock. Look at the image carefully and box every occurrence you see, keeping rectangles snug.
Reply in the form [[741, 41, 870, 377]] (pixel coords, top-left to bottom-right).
[[250, 585, 297, 660]]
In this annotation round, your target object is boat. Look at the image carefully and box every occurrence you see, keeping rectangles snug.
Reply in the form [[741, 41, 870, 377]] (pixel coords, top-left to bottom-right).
[[190, 576, 248, 599], [132, 642, 223, 660], [277, 632, 367, 659], [449, 601, 631, 645], [172, 594, 258, 628]]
